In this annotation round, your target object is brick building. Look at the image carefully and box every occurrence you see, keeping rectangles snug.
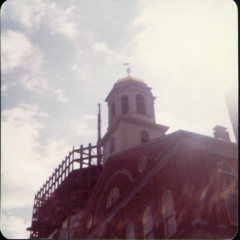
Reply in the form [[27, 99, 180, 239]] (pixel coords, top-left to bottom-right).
[[28, 76, 238, 239]]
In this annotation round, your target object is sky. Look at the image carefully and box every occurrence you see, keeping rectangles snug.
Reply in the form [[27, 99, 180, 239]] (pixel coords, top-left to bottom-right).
[[1, 0, 237, 238]]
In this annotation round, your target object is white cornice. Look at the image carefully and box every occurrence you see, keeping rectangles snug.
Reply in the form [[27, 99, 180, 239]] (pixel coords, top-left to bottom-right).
[[100, 115, 169, 145]]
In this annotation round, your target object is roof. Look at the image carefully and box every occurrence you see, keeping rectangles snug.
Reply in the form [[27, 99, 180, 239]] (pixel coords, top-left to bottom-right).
[[105, 76, 152, 102], [116, 75, 144, 84]]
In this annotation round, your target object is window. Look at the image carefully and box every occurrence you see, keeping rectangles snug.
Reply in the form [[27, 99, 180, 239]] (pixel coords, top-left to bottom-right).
[[121, 95, 129, 114], [106, 187, 119, 209], [143, 207, 154, 239], [111, 101, 116, 120], [162, 190, 177, 238], [224, 191, 237, 225], [141, 131, 149, 143], [218, 162, 235, 174], [138, 155, 147, 173], [87, 215, 93, 229], [110, 137, 115, 154], [126, 223, 135, 239], [136, 94, 146, 114]]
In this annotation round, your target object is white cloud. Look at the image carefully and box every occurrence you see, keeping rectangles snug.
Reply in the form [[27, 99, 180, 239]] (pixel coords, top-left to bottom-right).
[[42, 138, 72, 169], [1, 84, 8, 92], [21, 75, 49, 91], [1, 81, 18, 93], [1, 30, 43, 73], [84, 115, 97, 120], [2, 1, 79, 41], [70, 115, 97, 141], [2, 0, 48, 29], [20, 75, 69, 102], [71, 64, 91, 81], [1, 104, 47, 208], [92, 41, 126, 64], [156, 111, 206, 135], [1, 104, 71, 209], [54, 88, 69, 102], [92, 42, 114, 56], [1, 215, 30, 239], [48, 3, 79, 41], [129, 0, 237, 91], [1, 30, 68, 103]]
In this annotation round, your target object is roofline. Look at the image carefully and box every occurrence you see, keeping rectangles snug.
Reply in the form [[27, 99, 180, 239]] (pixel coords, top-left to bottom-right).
[[116, 76, 144, 83], [105, 79, 152, 102], [100, 115, 169, 145], [105, 129, 238, 161]]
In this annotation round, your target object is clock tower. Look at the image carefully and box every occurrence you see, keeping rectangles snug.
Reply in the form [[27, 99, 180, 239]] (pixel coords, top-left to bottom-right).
[[100, 76, 169, 163]]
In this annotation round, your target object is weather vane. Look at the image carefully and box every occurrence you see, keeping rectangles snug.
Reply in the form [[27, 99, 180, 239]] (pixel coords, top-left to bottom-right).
[[123, 62, 132, 76]]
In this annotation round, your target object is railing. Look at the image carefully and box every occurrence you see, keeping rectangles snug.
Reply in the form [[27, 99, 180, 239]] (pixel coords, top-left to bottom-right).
[[29, 143, 103, 238]]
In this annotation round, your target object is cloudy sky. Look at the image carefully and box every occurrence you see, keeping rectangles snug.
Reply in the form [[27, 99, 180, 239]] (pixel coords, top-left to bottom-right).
[[1, 0, 237, 238]]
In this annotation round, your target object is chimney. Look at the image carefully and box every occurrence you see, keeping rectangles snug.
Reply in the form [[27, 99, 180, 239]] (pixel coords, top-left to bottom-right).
[[213, 125, 231, 141]]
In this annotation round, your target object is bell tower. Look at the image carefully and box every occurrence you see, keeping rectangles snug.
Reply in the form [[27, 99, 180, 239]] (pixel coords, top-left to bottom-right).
[[100, 76, 169, 163]]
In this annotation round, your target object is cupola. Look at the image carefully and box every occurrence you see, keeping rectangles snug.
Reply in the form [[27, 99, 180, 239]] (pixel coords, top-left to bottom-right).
[[101, 76, 169, 163], [105, 76, 156, 127]]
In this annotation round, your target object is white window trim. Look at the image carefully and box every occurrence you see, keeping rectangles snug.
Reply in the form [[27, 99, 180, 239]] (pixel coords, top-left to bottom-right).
[[223, 189, 238, 226], [126, 222, 135, 239], [143, 207, 154, 239], [106, 187, 119, 209], [217, 161, 236, 175], [138, 155, 147, 173], [162, 190, 177, 238]]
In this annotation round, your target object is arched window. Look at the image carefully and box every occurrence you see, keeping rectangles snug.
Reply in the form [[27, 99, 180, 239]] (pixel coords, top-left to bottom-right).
[[138, 155, 147, 173], [106, 187, 119, 209], [162, 190, 177, 238], [111, 101, 116, 120], [110, 101, 116, 119], [136, 94, 146, 114], [110, 137, 115, 154], [218, 162, 235, 174], [143, 207, 154, 239], [121, 95, 129, 114], [224, 191, 237, 225], [141, 131, 149, 143], [218, 162, 237, 225], [126, 222, 135, 239]]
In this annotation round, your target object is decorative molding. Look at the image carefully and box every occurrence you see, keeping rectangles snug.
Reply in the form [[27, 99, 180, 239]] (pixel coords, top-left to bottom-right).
[[101, 115, 169, 144], [95, 169, 134, 217]]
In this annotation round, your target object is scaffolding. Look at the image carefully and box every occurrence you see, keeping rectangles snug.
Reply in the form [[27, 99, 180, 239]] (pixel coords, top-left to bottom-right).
[[28, 143, 103, 238]]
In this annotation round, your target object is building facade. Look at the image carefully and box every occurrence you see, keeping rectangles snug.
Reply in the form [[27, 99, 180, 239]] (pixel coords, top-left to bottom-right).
[[73, 130, 238, 239], [28, 76, 238, 239]]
